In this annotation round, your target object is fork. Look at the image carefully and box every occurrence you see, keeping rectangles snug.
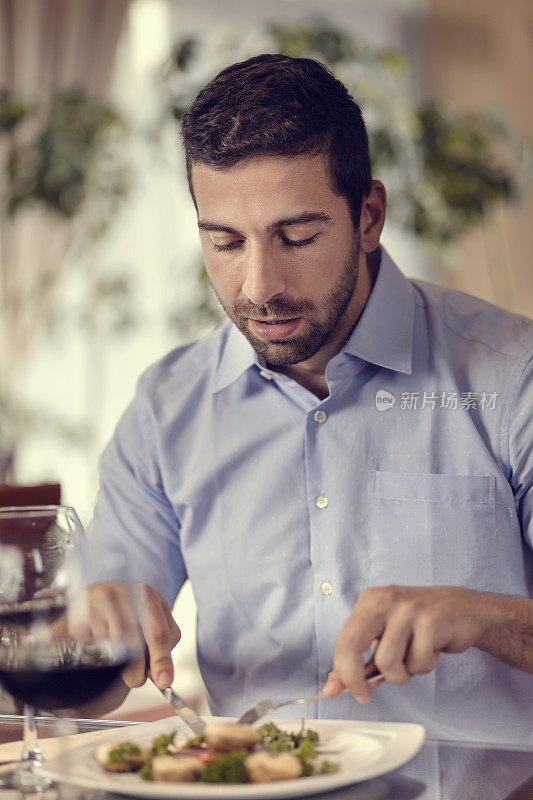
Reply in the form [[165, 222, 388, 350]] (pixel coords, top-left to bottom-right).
[[237, 662, 383, 725]]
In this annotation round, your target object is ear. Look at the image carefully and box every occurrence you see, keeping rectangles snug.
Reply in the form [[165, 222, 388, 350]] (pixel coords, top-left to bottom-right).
[[359, 180, 386, 253]]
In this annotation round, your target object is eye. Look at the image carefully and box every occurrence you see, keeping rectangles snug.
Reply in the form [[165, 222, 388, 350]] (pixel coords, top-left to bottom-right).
[[212, 240, 244, 252], [280, 234, 319, 248]]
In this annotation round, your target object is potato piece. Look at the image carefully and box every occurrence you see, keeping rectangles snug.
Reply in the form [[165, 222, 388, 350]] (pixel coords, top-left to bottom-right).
[[151, 755, 205, 782], [172, 733, 190, 750], [95, 741, 150, 773], [245, 751, 303, 783], [203, 723, 260, 751]]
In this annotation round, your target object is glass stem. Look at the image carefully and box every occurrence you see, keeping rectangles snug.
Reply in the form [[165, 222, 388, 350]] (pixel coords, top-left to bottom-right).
[[21, 704, 42, 765]]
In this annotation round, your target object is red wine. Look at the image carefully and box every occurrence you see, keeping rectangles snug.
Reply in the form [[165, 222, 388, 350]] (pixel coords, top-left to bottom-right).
[[0, 596, 67, 627], [0, 642, 134, 710]]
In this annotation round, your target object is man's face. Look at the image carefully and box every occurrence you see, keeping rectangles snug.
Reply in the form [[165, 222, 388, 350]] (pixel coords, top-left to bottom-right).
[[192, 153, 363, 367]]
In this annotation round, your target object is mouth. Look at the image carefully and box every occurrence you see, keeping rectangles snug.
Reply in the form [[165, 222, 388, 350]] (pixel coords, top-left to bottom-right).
[[249, 318, 296, 324], [247, 317, 301, 340]]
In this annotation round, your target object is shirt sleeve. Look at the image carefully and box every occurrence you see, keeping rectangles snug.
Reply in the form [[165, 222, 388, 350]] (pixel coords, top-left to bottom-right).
[[509, 356, 533, 551], [82, 394, 187, 608]]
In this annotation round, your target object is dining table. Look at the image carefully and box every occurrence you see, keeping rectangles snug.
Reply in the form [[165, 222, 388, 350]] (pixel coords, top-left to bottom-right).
[[0, 713, 532, 800]]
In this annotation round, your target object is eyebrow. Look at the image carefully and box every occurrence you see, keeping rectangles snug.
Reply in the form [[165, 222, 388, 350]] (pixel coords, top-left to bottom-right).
[[197, 211, 332, 236]]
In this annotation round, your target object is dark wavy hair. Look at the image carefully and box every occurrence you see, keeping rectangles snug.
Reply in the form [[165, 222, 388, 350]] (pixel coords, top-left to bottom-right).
[[181, 53, 372, 227]]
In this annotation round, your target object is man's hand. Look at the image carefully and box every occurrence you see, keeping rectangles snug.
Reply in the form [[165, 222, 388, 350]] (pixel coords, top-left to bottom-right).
[[70, 581, 181, 690], [128, 582, 181, 690], [323, 585, 533, 704]]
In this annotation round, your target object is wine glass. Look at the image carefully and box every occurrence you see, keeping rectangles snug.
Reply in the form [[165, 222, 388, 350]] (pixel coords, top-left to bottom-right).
[[0, 506, 142, 790]]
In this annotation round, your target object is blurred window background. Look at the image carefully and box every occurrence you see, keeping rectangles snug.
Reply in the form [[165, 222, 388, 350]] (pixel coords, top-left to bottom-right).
[[1, 0, 531, 715]]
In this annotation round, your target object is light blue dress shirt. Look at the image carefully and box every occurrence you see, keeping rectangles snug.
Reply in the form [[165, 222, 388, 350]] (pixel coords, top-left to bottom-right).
[[86, 246, 533, 744]]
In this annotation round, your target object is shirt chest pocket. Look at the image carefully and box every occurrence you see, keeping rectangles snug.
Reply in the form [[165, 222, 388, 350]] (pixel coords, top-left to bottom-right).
[[368, 471, 497, 590]]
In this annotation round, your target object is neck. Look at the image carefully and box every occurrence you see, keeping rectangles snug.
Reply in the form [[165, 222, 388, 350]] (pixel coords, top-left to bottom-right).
[[270, 253, 377, 399]]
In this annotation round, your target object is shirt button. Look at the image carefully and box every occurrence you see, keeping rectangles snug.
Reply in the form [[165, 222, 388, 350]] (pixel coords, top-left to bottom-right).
[[314, 410, 327, 424], [316, 495, 328, 509], [259, 370, 273, 380], [321, 581, 333, 596]]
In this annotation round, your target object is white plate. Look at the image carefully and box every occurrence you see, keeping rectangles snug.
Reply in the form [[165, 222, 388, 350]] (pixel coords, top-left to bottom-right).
[[40, 716, 425, 799]]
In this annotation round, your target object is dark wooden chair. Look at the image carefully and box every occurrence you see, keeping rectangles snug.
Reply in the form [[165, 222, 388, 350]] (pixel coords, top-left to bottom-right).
[[0, 483, 61, 507]]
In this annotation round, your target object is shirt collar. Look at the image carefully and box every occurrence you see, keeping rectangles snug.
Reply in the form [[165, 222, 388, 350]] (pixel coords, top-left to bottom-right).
[[213, 245, 414, 393], [213, 321, 259, 393], [342, 246, 414, 374]]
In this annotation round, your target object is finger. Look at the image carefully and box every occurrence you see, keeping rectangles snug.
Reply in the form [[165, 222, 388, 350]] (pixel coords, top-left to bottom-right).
[[363, 654, 386, 691], [102, 595, 139, 643], [52, 605, 75, 641], [405, 624, 440, 676], [333, 614, 385, 704], [89, 583, 139, 644], [322, 670, 345, 698], [368, 674, 386, 691], [372, 617, 413, 685], [66, 588, 96, 641], [121, 651, 149, 688], [323, 656, 386, 698], [140, 593, 180, 689], [333, 654, 371, 703], [146, 633, 175, 689]]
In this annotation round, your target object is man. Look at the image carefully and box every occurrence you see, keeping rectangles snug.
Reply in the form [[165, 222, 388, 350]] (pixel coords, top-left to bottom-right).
[[84, 54, 533, 743]]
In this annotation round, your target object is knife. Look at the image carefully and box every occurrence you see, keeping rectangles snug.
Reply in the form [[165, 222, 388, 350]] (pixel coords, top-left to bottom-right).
[[148, 678, 206, 736], [145, 649, 206, 736]]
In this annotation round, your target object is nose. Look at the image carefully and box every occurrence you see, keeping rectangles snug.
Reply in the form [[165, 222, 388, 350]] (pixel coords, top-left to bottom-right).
[[241, 242, 286, 306]]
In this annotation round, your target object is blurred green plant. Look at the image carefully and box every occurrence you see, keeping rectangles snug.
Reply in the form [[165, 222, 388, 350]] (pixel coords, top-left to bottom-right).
[[79, 273, 138, 335], [410, 103, 515, 243], [1, 89, 130, 233], [0, 91, 26, 131], [167, 260, 225, 340], [0, 390, 91, 479], [0, 89, 132, 458], [0, 391, 90, 448]]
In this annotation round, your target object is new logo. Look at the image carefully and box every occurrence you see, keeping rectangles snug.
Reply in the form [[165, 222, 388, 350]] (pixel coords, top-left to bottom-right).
[[375, 390, 396, 411]]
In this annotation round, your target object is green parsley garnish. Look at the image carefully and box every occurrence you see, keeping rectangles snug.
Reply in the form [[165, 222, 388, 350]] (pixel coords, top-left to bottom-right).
[[139, 758, 153, 781], [199, 750, 249, 783], [108, 743, 141, 763], [139, 730, 177, 779], [319, 761, 339, 774], [152, 732, 175, 756], [258, 722, 332, 777], [185, 734, 205, 748]]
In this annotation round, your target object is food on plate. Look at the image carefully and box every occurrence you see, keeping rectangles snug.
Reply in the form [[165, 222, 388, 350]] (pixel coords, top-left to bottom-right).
[[199, 749, 250, 783], [151, 754, 205, 782], [245, 751, 303, 782], [203, 723, 260, 751], [95, 722, 339, 784], [95, 741, 151, 772]]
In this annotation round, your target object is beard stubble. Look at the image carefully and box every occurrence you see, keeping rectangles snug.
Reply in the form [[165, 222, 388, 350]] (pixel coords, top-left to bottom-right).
[[213, 232, 362, 366]]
